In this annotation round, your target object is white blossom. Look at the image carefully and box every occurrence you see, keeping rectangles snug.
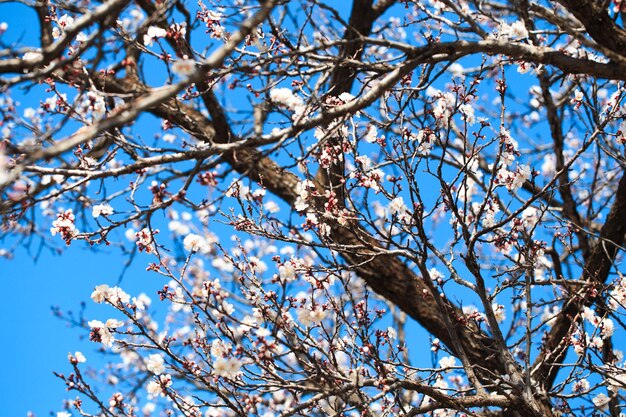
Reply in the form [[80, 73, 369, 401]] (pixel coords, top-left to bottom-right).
[[91, 284, 110, 303], [68, 351, 86, 363], [146, 374, 171, 399], [298, 306, 325, 326], [210, 339, 231, 358], [438, 356, 457, 370], [389, 196, 411, 222], [213, 357, 242, 379], [0, 150, 9, 186], [492, 303, 506, 323], [572, 378, 590, 393], [498, 21, 529, 40], [144, 26, 167, 46], [459, 103, 475, 125], [50, 209, 79, 241], [183, 233, 210, 253], [338, 92, 355, 102], [365, 125, 378, 143], [146, 354, 165, 375], [279, 261, 297, 282], [88, 320, 115, 348], [573, 89, 584, 102], [270, 87, 305, 116], [107, 286, 131, 305], [92, 203, 113, 218]]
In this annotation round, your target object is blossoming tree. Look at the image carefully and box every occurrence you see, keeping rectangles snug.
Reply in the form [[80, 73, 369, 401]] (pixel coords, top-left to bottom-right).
[[3, 0, 626, 415]]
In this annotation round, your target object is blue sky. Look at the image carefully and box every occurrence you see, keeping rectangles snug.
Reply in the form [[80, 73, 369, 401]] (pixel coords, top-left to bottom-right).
[[0, 4, 104, 415], [0, 247, 150, 416]]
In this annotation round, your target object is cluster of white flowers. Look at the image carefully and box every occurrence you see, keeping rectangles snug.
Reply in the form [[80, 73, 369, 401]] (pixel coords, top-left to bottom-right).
[[198, 7, 224, 39], [388, 196, 411, 223], [143, 26, 167, 46], [167, 210, 192, 235], [338, 92, 355, 103], [592, 393, 611, 410], [365, 125, 378, 143], [52, 14, 75, 40], [472, 202, 500, 228], [210, 339, 242, 379], [294, 179, 316, 212], [133, 292, 152, 311], [492, 303, 506, 323], [455, 156, 482, 202], [50, 209, 79, 243], [355, 155, 373, 171], [461, 305, 487, 324], [23, 107, 38, 121], [423, 375, 451, 409], [145, 354, 165, 375], [269, 87, 306, 119], [517, 61, 533, 74], [351, 159, 385, 192], [88, 318, 123, 348], [146, 374, 172, 399], [297, 305, 326, 327], [448, 62, 464, 78], [605, 367, 626, 394], [0, 149, 9, 186], [570, 329, 603, 355], [496, 21, 529, 40], [92, 203, 113, 218], [438, 356, 457, 371], [499, 129, 520, 165], [213, 356, 242, 379], [68, 351, 86, 364], [459, 103, 475, 125], [318, 144, 344, 169], [521, 207, 542, 231], [91, 284, 131, 305], [609, 278, 626, 310], [135, 228, 159, 253], [571, 378, 590, 393], [429, 268, 444, 282], [42, 93, 63, 112], [81, 91, 107, 121], [278, 260, 297, 282], [303, 212, 331, 236], [431, 91, 456, 128], [412, 129, 438, 154], [314, 121, 349, 142], [264, 200, 280, 213], [582, 306, 615, 338], [496, 163, 531, 191], [183, 233, 211, 254]]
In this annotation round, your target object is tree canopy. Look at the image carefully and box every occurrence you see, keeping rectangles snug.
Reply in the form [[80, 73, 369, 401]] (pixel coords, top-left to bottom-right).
[[2, 0, 626, 416]]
